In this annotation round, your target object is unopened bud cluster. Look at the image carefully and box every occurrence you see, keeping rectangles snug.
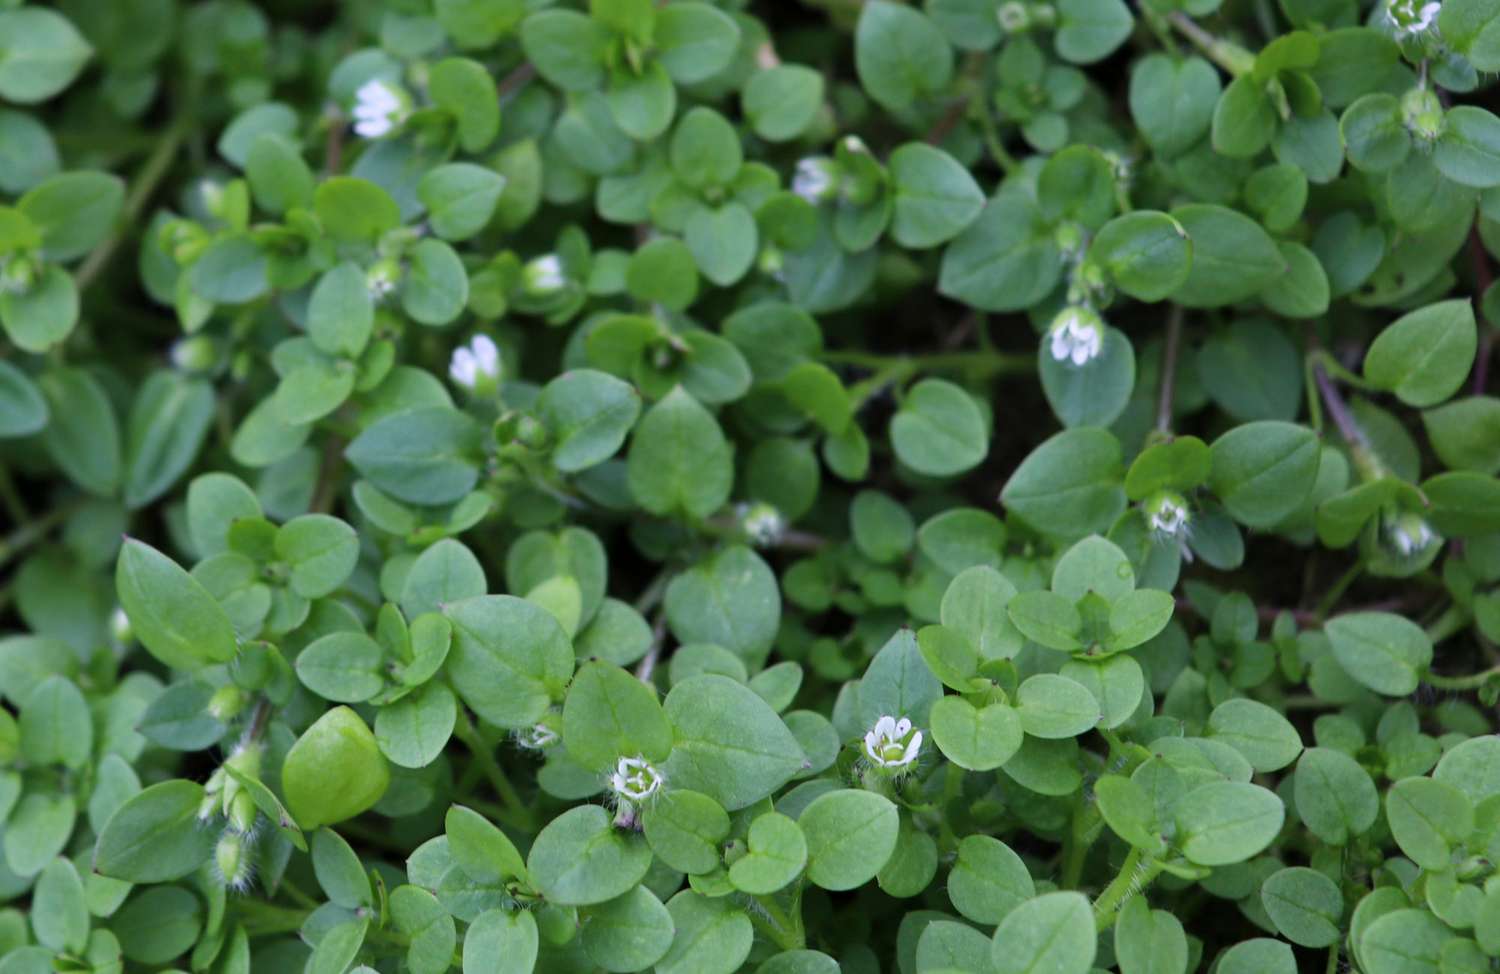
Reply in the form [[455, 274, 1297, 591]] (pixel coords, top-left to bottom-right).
[[199, 742, 263, 891]]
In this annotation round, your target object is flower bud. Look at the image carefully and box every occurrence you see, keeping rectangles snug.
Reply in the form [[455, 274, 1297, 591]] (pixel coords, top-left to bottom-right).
[[207, 685, 246, 722], [109, 607, 134, 646], [170, 335, 220, 374]]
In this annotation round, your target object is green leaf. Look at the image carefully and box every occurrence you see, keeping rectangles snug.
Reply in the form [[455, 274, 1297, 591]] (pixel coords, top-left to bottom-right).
[[1206, 698, 1303, 772], [1324, 611, 1432, 696], [1260, 866, 1342, 947], [641, 789, 730, 874], [1007, 590, 1084, 652], [1168, 203, 1285, 307], [429, 57, 501, 153], [33, 857, 88, 954], [1088, 211, 1192, 302], [799, 789, 899, 891], [1208, 420, 1321, 528], [854, 1, 953, 110], [1435, 106, 1500, 188], [20, 675, 92, 770], [669, 107, 742, 190], [655, 2, 742, 84], [728, 811, 807, 894], [1016, 673, 1102, 739], [743, 66, 824, 142], [1174, 781, 1285, 866], [390, 885, 458, 974], [1440, 0, 1500, 70], [1212, 74, 1275, 159], [93, 780, 217, 882], [308, 262, 374, 359], [563, 660, 672, 772], [888, 143, 985, 249], [281, 706, 391, 829], [1115, 896, 1188, 974], [312, 827, 372, 909], [949, 834, 1034, 925], [656, 891, 753, 974], [930, 697, 1023, 771], [446, 804, 528, 887], [1293, 747, 1379, 845], [444, 595, 575, 729], [1216, 939, 1296, 974], [626, 386, 734, 519], [296, 631, 385, 703], [1363, 299, 1477, 408], [276, 514, 358, 598], [122, 371, 215, 510], [418, 163, 506, 242], [463, 909, 537, 974], [538, 369, 641, 473], [665, 546, 780, 665], [1130, 55, 1221, 158], [580, 885, 675, 972], [1385, 776, 1474, 870], [402, 238, 469, 326], [315, 176, 401, 242], [0, 359, 47, 438], [662, 674, 806, 810], [889, 378, 988, 476], [345, 407, 482, 506], [116, 538, 238, 671], [375, 681, 457, 769], [1055, 0, 1133, 64], [0, 8, 93, 104], [939, 190, 1062, 311], [1001, 427, 1125, 537], [990, 891, 1096, 974], [0, 265, 77, 353], [527, 804, 652, 906]]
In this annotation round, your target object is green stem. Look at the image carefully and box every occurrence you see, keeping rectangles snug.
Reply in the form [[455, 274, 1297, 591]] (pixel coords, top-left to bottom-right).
[[0, 497, 84, 571], [824, 349, 1034, 375], [1424, 602, 1470, 645], [74, 112, 192, 292], [753, 892, 806, 951], [1313, 563, 1362, 620], [1092, 847, 1165, 932], [1061, 793, 1102, 889], [235, 901, 313, 937], [0, 465, 29, 524], [971, 92, 1020, 176], [1423, 665, 1500, 690], [454, 710, 535, 830], [1165, 12, 1255, 76]]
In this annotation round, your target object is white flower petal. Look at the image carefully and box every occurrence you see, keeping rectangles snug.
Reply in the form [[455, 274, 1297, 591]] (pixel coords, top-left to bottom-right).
[[874, 715, 896, 738]]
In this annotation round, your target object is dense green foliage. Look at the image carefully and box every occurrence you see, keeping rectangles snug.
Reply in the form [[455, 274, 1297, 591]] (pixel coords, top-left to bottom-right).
[[2, 0, 1500, 972]]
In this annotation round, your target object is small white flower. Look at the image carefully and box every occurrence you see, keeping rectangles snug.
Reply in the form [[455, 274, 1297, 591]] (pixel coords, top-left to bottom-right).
[[1387, 0, 1442, 37], [792, 157, 837, 204], [736, 501, 785, 548], [516, 723, 559, 750], [610, 756, 665, 802], [523, 254, 566, 296], [352, 79, 406, 139], [366, 259, 399, 301], [1048, 307, 1104, 367], [1385, 512, 1438, 557], [863, 715, 922, 770], [1146, 491, 1191, 540], [449, 334, 501, 393]]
